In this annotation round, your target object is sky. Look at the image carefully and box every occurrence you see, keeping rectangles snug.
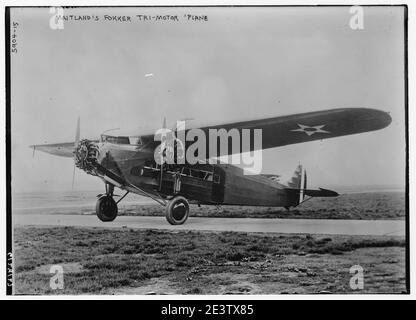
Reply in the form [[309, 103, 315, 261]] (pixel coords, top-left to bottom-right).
[[10, 6, 406, 192]]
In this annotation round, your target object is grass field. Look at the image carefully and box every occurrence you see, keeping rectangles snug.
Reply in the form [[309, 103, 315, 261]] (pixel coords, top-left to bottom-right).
[[14, 226, 407, 295], [117, 192, 406, 220]]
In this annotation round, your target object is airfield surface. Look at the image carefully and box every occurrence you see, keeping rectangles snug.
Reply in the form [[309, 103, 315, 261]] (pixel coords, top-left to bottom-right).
[[14, 214, 405, 236]]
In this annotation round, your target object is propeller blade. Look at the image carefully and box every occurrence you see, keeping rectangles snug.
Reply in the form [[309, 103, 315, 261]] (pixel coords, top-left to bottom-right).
[[72, 162, 76, 190], [74, 116, 80, 147], [159, 117, 166, 191], [72, 116, 80, 190]]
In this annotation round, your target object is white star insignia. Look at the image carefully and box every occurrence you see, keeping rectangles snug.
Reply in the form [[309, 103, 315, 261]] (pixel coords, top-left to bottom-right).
[[291, 124, 331, 136]]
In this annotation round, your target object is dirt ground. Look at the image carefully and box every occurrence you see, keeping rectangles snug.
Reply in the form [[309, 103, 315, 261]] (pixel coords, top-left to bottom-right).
[[13, 226, 407, 295]]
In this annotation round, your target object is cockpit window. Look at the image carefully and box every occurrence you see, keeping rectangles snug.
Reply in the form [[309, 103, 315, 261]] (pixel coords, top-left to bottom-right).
[[101, 134, 151, 146], [129, 137, 142, 145], [101, 135, 130, 144]]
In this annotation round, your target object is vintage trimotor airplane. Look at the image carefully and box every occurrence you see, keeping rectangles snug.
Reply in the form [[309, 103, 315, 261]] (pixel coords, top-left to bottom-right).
[[31, 108, 391, 225]]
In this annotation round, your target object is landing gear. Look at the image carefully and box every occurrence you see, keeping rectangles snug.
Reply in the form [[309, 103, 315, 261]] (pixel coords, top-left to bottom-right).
[[96, 184, 118, 222], [165, 196, 189, 225], [96, 195, 118, 222]]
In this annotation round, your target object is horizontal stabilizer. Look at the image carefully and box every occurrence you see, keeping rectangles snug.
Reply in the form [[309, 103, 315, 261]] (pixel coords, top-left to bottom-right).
[[304, 188, 339, 197], [286, 187, 339, 198]]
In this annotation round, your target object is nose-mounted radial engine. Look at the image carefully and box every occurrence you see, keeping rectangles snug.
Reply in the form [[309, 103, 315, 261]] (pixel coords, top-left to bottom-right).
[[71, 122, 123, 222], [74, 139, 100, 176], [70, 120, 174, 223]]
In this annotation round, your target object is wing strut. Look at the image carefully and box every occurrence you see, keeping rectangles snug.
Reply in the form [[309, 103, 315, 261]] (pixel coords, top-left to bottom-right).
[[126, 183, 167, 206]]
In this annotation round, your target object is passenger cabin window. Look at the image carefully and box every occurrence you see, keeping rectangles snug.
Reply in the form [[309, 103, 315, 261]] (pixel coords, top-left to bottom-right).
[[180, 167, 215, 182], [181, 168, 190, 176], [213, 174, 220, 184]]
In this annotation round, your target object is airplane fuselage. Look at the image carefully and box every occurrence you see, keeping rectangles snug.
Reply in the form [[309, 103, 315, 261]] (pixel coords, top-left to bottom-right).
[[88, 141, 299, 208]]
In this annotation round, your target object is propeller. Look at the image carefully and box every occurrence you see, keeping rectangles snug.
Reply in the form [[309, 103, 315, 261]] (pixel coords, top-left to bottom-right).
[[72, 117, 80, 189]]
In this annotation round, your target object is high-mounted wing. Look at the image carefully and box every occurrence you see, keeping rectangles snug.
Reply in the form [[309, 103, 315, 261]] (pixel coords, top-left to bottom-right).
[[196, 108, 391, 154], [142, 108, 392, 157], [31, 108, 391, 159]]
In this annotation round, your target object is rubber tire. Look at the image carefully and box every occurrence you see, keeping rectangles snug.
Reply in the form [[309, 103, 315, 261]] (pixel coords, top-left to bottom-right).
[[165, 196, 190, 225], [96, 195, 118, 222]]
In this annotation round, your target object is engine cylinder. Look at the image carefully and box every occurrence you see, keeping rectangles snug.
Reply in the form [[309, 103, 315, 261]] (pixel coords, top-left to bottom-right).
[[74, 139, 99, 176]]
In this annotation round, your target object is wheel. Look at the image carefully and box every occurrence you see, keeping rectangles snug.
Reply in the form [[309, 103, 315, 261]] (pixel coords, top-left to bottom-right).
[[96, 195, 118, 222], [165, 196, 190, 225]]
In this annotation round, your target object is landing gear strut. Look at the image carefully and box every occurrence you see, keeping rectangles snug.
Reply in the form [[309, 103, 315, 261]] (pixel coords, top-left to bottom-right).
[[165, 196, 190, 225], [96, 184, 118, 222]]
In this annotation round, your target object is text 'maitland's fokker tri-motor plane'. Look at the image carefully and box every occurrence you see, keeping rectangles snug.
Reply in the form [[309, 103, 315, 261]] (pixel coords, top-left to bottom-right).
[[31, 108, 391, 225]]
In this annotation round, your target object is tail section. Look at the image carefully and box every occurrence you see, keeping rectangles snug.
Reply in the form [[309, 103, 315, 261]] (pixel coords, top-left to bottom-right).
[[285, 164, 337, 207], [287, 164, 307, 204]]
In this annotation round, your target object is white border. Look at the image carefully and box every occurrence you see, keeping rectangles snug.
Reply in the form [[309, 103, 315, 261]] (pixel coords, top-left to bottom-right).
[[0, 0, 413, 300]]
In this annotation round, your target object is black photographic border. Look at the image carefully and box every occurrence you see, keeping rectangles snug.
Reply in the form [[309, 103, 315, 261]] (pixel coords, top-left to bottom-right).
[[4, 4, 410, 297]]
